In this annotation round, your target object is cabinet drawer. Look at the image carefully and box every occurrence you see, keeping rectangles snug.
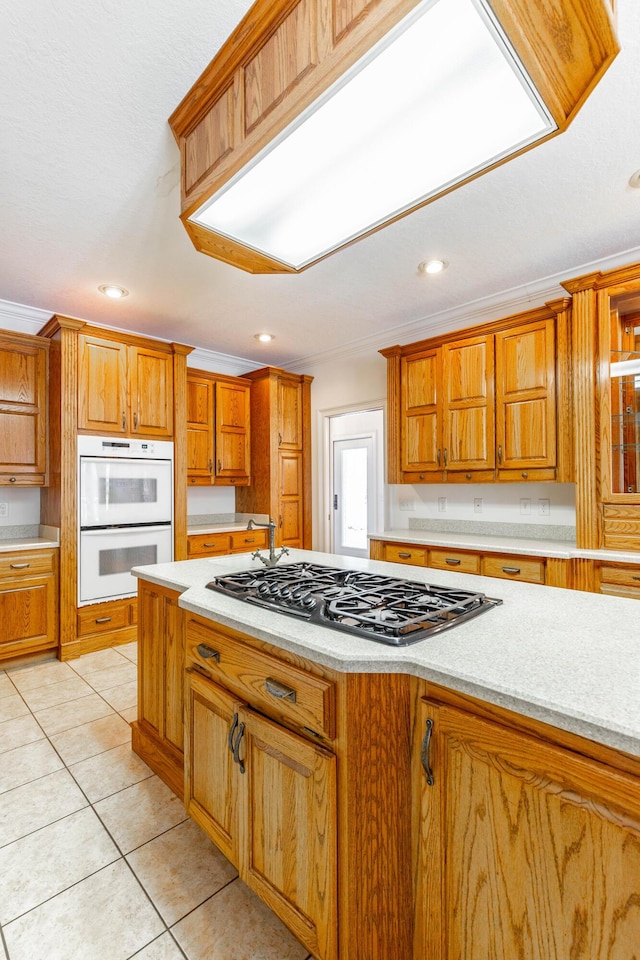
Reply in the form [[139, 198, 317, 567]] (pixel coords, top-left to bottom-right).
[[188, 532, 230, 556], [77, 600, 131, 636], [0, 550, 55, 578], [429, 549, 480, 574], [598, 565, 640, 599], [384, 544, 429, 566], [230, 529, 267, 552], [482, 556, 545, 584], [187, 619, 335, 740]]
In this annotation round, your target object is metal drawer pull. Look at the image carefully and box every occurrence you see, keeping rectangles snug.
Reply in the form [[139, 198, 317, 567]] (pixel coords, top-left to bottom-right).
[[10, 562, 30, 569], [633, 576, 640, 581], [502, 566, 521, 574], [197, 643, 220, 662], [228, 712, 239, 752], [202, 543, 219, 548], [398, 552, 412, 559], [445, 558, 461, 565], [244, 537, 256, 543], [421, 718, 434, 786], [265, 678, 296, 703], [95, 616, 112, 624]]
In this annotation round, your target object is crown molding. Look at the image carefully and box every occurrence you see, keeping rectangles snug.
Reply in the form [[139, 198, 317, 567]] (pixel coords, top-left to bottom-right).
[[291, 243, 640, 371], [0, 298, 53, 335], [187, 345, 259, 376]]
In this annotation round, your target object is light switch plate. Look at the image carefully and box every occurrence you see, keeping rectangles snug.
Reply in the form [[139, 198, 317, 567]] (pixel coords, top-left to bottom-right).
[[0, 502, 8, 518]]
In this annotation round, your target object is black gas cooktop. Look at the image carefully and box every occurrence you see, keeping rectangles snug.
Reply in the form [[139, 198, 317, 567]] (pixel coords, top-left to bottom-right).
[[206, 562, 501, 646]]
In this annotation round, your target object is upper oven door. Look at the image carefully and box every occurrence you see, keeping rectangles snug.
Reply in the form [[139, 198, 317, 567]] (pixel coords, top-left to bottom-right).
[[80, 456, 173, 528]]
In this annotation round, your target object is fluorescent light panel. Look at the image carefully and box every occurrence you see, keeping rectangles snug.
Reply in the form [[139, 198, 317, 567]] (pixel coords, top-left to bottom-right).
[[192, 0, 556, 269]]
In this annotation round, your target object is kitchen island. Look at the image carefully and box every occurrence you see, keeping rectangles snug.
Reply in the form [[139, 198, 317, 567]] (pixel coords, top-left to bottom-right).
[[132, 549, 640, 960]]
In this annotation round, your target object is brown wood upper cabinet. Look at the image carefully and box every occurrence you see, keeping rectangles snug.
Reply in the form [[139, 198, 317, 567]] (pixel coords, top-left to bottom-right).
[[186, 369, 250, 486], [77, 333, 174, 438], [0, 330, 49, 485], [382, 302, 572, 484]]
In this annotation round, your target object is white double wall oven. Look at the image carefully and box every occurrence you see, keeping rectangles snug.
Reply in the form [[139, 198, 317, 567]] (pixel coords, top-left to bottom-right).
[[78, 436, 174, 605]]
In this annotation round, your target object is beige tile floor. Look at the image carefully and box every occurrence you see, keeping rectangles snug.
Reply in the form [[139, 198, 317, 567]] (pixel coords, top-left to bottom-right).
[[0, 643, 312, 960]]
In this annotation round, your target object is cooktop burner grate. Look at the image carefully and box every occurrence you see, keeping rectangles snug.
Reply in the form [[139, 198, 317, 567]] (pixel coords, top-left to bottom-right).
[[206, 562, 502, 645]]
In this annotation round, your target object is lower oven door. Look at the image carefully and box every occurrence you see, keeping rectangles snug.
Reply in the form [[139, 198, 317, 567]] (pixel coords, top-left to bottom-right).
[[78, 524, 173, 605]]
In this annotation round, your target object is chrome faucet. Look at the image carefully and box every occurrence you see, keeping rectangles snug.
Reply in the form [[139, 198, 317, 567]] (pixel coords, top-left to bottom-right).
[[247, 517, 289, 568]]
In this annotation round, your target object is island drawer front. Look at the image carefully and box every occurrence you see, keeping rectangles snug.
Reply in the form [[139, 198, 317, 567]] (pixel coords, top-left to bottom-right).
[[230, 529, 268, 552], [599, 565, 640, 588], [481, 556, 545, 584], [0, 550, 56, 578], [384, 544, 428, 566], [186, 619, 335, 740], [428, 549, 480, 574], [188, 532, 230, 556]]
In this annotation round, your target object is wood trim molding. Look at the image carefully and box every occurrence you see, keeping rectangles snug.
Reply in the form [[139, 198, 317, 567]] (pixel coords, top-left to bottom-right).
[[571, 287, 599, 548]]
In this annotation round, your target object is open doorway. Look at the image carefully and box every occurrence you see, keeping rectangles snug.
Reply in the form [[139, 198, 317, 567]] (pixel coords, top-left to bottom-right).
[[327, 408, 385, 558]]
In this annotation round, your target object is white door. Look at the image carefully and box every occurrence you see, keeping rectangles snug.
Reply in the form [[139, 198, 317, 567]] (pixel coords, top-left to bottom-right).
[[332, 437, 374, 558]]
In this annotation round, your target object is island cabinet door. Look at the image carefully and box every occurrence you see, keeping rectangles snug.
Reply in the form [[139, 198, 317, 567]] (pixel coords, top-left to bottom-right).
[[185, 669, 244, 869], [242, 707, 338, 960], [415, 699, 640, 960]]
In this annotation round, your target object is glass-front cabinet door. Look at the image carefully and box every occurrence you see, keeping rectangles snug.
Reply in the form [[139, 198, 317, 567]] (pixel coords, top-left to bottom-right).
[[609, 305, 640, 495]]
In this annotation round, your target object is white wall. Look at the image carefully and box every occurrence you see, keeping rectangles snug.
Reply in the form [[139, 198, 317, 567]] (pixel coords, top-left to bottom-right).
[[0, 488, 41, 529]]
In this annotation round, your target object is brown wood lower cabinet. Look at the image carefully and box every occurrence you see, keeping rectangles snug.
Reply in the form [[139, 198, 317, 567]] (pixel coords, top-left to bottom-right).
[[131, 581, 185, 798], [370, 538, 574, 588], [186, 669, 337, 960], [414, 693, 640, 959], [0, 548, 58, 660], [187, 527, 268, 558]]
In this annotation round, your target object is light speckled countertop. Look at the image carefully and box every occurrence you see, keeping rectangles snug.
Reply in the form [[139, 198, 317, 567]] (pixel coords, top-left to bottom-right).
[[370, 529, 640, 564], [133, 548, 640, 759], [0, 525, 59, 552]]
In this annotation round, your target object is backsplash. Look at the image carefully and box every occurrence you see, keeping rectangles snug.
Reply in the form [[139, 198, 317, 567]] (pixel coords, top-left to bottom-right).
[[388, 482, 577, 530], [409, 517, 576, 542]]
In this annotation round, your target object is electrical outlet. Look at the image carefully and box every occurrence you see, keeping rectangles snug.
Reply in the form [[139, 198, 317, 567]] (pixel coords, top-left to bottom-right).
[[437, 497, 447, 513], [473, 497, 483, 514], [399, 498, 415, 512], [538, 499, 550, 516], [520, 498, 531, 515], [0, 502, 8, 519]]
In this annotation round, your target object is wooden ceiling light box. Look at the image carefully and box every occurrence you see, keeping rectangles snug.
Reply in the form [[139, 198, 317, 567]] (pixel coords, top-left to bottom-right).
[[169, 0, 618, 274]]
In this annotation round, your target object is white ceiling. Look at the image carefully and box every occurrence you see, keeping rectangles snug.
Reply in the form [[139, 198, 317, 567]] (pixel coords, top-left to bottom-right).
[[1, 1, 640, 369]]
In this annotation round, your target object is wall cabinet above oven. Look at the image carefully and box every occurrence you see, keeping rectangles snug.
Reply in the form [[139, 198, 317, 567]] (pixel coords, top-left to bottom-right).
[[380, 301, 573, 485], [186, 369, 251, 486], [77, 333, 175, 438], [0, 329, 49, 486]]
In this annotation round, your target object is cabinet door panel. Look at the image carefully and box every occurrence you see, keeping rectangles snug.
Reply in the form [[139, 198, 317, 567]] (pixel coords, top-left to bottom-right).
[[443, 336, 494, 471], [244, 708, 337, 960], [495, 319, 556, 469], [278, 379, 303, 449], [417, 700, 640, 960], [401, 350, 442, 474], [187, 377, 214, 479], [77, 335, 127, 433], [215, 381, 250, 481], [130, 346, 174, 437], [186, 671, 243, 867], [0, 580, 49, 645]]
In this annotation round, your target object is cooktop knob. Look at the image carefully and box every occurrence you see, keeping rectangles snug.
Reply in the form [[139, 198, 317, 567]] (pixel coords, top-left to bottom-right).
[[302, 595, 317, 610]]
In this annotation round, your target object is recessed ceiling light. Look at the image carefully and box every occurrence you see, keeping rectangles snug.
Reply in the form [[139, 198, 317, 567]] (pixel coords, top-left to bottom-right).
[[97, 284, 129, 299], [254, 332, 275, 342], [629, 170, 640, 189], [418, 259, 448, 275]]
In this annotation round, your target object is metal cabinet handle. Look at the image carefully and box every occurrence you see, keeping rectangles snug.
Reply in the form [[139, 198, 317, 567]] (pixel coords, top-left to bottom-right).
[[208, 459, 213, 473], [95, 616, 112, 623], [398, 552, 412, 559], [133, 411, 138, 430], [230, 717, 245, 773], [279, 515, 283, 528], [217, 459, 222, 472], [421, 718, 434, 786], [443, 448, 448, 468], [264, 677, 296, 703], [497, 445, 503, 464], [228, 712, 239, 753], [244, 537, 256, 544], [9, 476, 17, 482], [437, 449, 441, 467], [502, 566, 521, 575], [445, 558, 461, 566], [633, 576, 640, 582], [202, 543, 219, 549], [521, 472, 528, 479], [10, 562, 30, 569], [197, 643, 220, 662], [278, 433, 282, 446], [122, 412, 126, 430]]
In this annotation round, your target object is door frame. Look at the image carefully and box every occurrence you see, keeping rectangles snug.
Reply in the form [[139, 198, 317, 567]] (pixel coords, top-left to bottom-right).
[[317, 400, 386, 554]]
